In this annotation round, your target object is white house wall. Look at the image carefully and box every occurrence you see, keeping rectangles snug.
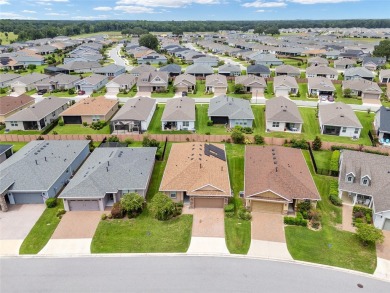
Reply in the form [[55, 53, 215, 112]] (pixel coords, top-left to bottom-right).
[[374, 210, 390, 230]]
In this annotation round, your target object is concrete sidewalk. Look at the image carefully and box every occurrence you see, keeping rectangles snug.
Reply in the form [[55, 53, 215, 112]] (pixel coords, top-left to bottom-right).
[[39, 239, 92, 255], [187, 237, 229, 254], [248, 240, 293, 260], [374, 258, 390, 281], [342, 204, 356, 233]]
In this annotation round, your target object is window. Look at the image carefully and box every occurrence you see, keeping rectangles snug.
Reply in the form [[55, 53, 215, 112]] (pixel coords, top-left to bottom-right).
[[170, 191, 177, 199], [347, 176, 353, 182], [362, 179, 368, 185], [10, 121, 18, 126], [342, 127, 347, 133], [92, 115, 100, 122], [183, 121, 189, 127], [272, 122, 279, 128], [354, 128, 359, 134]]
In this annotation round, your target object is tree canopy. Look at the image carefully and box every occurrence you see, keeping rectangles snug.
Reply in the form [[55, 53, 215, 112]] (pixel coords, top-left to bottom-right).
[[139, 33, 159, 51], [373, 40, 390, 61]]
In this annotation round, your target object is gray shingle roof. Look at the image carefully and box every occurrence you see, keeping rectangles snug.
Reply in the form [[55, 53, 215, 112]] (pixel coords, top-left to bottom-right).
[[342, 78, 382, 93], [247, 64, 271, 74], [345, 67, 374, 78], [208, 95, 254, 120], [319, 102, 362, 128], [161, 97, 195, 121], [377, 106, 390, 132], [339, 150, 390, 213], [307, 77, 336, 91], [266, 96, 303, 123], [94, 64, 125, 74], [159, 64, 182, 74], [10, 73, 48, 85], [274, 65, 300, 75], [273, 75, 298, 89], [5, 97, 70, 122], [58, 61, 101, 71], [0, 140, 89, 192], [111, 97, 156, 121], [185, 64, 214, 75], [59, 147, 156, 199]]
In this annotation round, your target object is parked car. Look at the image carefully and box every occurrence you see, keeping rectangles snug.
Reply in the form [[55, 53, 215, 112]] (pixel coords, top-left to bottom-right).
[[78, 90, 86, 95], [327, 96, 335, 102], [37, 89, 47, 95], [182, 91, 188, 97]]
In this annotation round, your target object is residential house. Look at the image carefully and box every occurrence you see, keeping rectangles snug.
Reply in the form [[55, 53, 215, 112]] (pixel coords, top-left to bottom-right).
[[59, 147, 156, 211], [235, 75, 266, 96], [218, 64, 241, 76], [339, 49, 365, 60], [362, 57, 387, 71], [173, 74, 196, 93], [10, 73, 48, 94], [265, 96, 303, 133], [57, 61, 102, 74], [379, 69, 390, 83], [342, 79, 382, 100], [94, 64, 126, 77], [338, 150, 390, 230], [0, 140, 89, 210], [185, 64, 214, 77], [5, 97, 70, 131], [244, 146, 320, 214], [253, 54, 283, 67], [106, 73, 137, 96], [35, 74, 81, 92], [319, 102, 362, 138], [307, 77, 336, 101], [60, 96, 118, 125], [306, 66, 338, 80], [344, 67, 374, 81], [307, 56, 328, 67], [159, 143, 231, 208], [29, 45, 57, 55], [130, 64, 157, 77], [246, 64, 271, 77], [161, 97, 195, 131], [0, 145, 13, 164], [205, 74, 228, 94], [274, 65, 300, 77], [324, 50, 341, 59], [273, 76, 299, 98], [111, 97, 156, 134], [159, 64, 182, 77], [208, 95, 254, 128], [136, 71, 169, 93], [374, 106, 390, 145], [74, 74, 108, 95], [0, 73, 20, 88], [193, 56, 219, 67], [137, 52, 167, 64], [0, 94, 35, 123], [334, 59, 356, 71]]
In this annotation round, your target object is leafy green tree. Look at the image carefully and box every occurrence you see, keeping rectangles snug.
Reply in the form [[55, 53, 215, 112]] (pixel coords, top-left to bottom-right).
[[231, 129, 245, 144], [312, 136, 322, 151], [120, 193, 145, 218], [343, 88, 352, 98], [139, 34, 159, 51], [373, 40, 390, 60], [27, 64, 36, 71], [233, 83, 244, 94], [149, 192, 176, 221], [356, 223, 384, 246]]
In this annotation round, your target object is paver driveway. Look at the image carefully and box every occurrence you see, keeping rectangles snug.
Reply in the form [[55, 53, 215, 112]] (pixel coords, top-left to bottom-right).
[[191, 208, 224, 238], [251, 212, 285, 242], [0, 204, 45, 255]]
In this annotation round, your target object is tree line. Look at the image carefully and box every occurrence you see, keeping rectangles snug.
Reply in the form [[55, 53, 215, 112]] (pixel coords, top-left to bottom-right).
[[1, 19, 390, 42]]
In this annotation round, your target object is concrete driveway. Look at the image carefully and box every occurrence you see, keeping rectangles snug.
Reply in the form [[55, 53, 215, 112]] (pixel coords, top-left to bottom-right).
[[187, 208, 228, 254], [374, 230, 390, 281], [0, 204, 45, 255], [39, 211, 101, 255], [248, 212, 292, 260]]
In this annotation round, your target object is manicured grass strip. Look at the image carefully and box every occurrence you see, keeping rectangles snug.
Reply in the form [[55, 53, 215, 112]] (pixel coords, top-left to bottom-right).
[[151, 84, 175, 98], [0, 141, 28, 152], [312, 150, 332, 170], [225, 143, 245, 196], [146, 105, 192, 134], [188, 81, 207, 98], [225, 217, 251, 255], [91, 213, 193, 253], [19, 200, 64, 255], [195, 104, 229, 135], [49, 124, 111, 134]]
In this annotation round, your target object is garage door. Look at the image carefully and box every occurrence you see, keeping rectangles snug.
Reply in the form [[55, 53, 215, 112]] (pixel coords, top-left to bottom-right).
[[138, 86, 151, 92], [251, 201, 283, 214], [194, 197, 224, 208], [13, 193, 44, 204], [63, 116, 82, 124], [364, 93, 379, 99], [275, 89, 289, 98], [68, 200, 100, 211], [383, 219, 390, 231]]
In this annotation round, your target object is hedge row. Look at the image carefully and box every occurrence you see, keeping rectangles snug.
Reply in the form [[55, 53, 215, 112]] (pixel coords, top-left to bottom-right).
[[330, 150, 340, 172], [329, 180, 342, 206], [284, 216, 307, 227], [330, 145, 388, 156]]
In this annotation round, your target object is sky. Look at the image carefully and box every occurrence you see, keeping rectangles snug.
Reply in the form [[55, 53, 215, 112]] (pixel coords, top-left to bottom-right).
[[0, 0, 389, 21]]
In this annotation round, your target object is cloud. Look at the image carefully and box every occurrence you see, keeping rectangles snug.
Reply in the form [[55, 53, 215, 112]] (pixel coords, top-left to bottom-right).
[[45, 7, 52, 10], [114, 5, 156, 13], [71, 15, 110, 20], [115, 0, 220, 8], [242, 1, 287, 8], [46, 12, 68, 16], [38, 0, 69, 2], [93, 7, 112, 11], [22, 10, 37, 13], [0, 0, 10, 5], [0, 12, 20, 18], [288, 0, 359, 3], [256, 9, 265, 12]]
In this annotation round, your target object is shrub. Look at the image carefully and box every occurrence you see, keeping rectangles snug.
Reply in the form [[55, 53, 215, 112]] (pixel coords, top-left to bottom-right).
[[90, 120, 106, 130], [231, 130, 245, 144], [312, 136, 322, 151], [58, 120, 64, 126], [355, 223, 384, 245], [176, 201, 184, 208], [124, 138, 134, 146], [238, 209, 252, 221], [205, 132, 210, 135], [56, 209, 66, 217], [68, 88, 75, 95], [297, 201, 311, 214], [142, 136, 160, 148], [107, 135, 120, 142], [111, 202, 124, 219], [149, 192, 176, 221], [330, 150, 340, 172], [224, 203, 234, 213], [242, 127, 253, 134], [284, 216, 307, 227], [45, 198, 57, 208], [101, 214, 107, 220], [254, 135, 264, 145], [290, 138, 308, 149], [120, 192, 145, 218], [329, 194, 342, 206], [83, 121, 88, 127], [107, 213, 113, 219], [207, 120, 213, 126]]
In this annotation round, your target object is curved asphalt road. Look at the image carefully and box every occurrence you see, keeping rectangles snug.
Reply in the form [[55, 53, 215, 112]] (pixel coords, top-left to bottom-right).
[[1, 256, 389, 292]]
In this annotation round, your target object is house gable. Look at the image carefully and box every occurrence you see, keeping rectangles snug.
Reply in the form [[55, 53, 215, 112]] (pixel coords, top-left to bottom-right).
[[192, 184, 225, 193], [247, 190, 290, 202]]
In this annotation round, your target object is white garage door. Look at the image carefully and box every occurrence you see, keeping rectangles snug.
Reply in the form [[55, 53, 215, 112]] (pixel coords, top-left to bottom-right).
[[364, 93, 379, 100], [106, 87, 119, 95], [383, 219, 390, 231], [275, 89, 289, 98], [68, 200, 100, 211], [13, 85, 27, 95]]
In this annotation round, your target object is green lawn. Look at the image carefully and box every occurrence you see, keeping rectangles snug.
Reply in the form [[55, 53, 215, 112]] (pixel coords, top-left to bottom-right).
[[334, 84, 362, 105], [225, 143, 245, 196], [117, 88, 137, 98], [312, 150, 332, 170], [225, 217, 251, 254], [280, 58, 306, 69], [195, 104, 229, 135], [264, 82, 274, 99], [90, 88, 107, 97], [43, 91, 77, 98], [285, 151, 376, 274], [188, 81, 208, 98], [146, 105, 192, 134], [151, 84, 175, 98], [49, 124, 111, 134], [25, 88, 37, 95], [19, 200, 64, 254], [91, 212, 193, 253], [4, 130, 42, 135], [0, 32, 18, 45], [0, 141, 28, 152]]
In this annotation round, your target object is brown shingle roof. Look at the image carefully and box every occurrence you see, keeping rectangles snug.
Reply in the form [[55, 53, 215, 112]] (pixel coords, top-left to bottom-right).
[[60, 96, 118, 116], [244, 146, 320, 201], [159, 143, 231, 197], [0, 94, 35, 116]]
